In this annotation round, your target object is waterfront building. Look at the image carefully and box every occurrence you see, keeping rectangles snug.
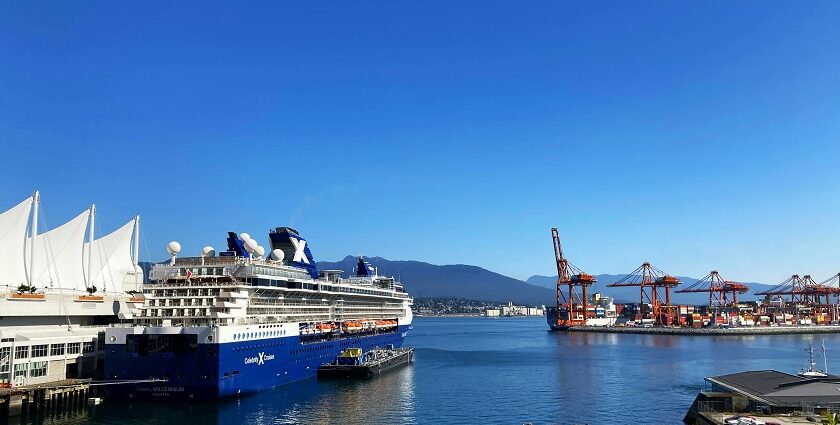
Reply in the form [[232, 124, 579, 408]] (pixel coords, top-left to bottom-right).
[[684, 370, 840, 423], [0, 192, 142, 387], [499, 302, 544, 316]]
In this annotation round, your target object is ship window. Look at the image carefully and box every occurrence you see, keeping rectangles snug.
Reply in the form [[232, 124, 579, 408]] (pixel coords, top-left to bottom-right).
[[125, 334, 198, 356], [83, 342, 95, 353]]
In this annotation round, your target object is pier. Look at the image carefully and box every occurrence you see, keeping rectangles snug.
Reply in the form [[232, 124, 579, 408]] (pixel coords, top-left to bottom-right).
[[0, 379, 93, 419], [0, 378, 165, 419]]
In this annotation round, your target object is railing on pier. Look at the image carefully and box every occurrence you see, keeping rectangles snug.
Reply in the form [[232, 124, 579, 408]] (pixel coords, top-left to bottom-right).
[[696, 401, 728, 423]]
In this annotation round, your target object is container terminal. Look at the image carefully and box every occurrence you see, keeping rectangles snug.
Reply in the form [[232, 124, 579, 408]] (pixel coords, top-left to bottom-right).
[[547, 228, 840, 333]]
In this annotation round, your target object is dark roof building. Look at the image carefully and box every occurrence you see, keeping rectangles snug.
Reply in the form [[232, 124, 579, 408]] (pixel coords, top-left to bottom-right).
[[684, 370, 840, 424]]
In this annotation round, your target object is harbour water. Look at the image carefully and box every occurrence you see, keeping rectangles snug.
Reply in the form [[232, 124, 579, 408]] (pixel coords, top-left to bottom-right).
[[20, 317, 840, 424]]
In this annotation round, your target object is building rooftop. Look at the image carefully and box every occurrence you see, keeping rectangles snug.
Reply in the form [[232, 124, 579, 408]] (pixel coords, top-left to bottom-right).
[[708, 370, 840, 408]]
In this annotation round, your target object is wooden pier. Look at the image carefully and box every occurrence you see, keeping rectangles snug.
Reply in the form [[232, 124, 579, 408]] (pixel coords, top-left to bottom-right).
[[0, 379, 94, 419]]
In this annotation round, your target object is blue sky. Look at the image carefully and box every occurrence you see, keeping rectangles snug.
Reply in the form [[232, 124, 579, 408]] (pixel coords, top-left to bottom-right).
[[2, 2, 840, 284]]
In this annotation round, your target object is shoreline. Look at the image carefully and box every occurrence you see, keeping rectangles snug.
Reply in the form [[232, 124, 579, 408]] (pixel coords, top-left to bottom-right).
[[561, 325, 840, 335]]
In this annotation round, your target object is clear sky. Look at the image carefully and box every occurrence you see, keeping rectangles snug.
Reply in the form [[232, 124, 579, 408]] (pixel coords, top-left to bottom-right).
[[2, 2, 840, 284]]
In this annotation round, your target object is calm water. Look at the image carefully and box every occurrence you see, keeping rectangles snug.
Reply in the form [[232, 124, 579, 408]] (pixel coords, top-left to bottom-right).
[[18, 317, 840, 425]]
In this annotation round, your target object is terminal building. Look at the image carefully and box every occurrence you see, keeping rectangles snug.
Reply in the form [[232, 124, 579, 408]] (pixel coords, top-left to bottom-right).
[[0, 192, 144, 387]]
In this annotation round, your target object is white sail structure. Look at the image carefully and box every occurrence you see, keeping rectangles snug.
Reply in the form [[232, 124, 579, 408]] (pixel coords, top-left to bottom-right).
[[0, 193, 140, 294], [85, 218, 137, 294], [0, 193, 146, 390], [25, 209, 90, 291], [0, 196, 34, 287]]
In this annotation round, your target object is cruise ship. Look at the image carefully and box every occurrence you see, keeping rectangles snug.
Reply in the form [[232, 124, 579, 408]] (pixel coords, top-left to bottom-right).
[[0, 192, 144, 387], [103, 227, 413, 400]]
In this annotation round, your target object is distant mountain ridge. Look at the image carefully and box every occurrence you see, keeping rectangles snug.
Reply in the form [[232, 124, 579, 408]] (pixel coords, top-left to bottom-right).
[[144, 255, 778, 307], [317, 256, 554, 306], [526, 274, 777, 305]]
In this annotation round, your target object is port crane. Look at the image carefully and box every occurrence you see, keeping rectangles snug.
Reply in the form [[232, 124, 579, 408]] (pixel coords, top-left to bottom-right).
[[799, 275, 834, 305], [676, 270, 748, 323], [754, 274, 840, 325], [817, 273, 840, 323], [676, 270, 749, 308], [607, 262, 680, 324], [755, 275, 805, 303], [551, 228, 596, 327]]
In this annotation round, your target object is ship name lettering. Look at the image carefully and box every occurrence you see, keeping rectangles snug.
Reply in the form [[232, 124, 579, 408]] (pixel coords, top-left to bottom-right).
[[245, 351, 275, 365]]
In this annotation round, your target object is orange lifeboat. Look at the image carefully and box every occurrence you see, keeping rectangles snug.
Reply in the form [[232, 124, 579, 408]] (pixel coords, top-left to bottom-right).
[[343, 321, 362, 332], [317, 323, 333, 332]]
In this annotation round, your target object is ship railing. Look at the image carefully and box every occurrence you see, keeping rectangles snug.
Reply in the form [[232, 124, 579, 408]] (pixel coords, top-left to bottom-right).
[[147, 280, 243, 289], [234, 316, 290, 326], [171, 256, 247, 266]]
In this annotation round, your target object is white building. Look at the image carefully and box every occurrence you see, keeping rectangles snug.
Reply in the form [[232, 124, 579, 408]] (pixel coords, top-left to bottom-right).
[[0, 192, 143, 387], [500, 302, 545, 317]]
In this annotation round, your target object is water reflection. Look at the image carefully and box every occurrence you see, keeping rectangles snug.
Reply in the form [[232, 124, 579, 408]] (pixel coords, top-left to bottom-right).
[[219, 366, 417, 425], [13, 365, 417, 425], [17, 318, 840, 424]]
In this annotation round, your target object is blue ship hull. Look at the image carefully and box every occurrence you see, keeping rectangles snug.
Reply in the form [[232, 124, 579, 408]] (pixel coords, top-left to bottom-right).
[[104, 326, 410, 401]]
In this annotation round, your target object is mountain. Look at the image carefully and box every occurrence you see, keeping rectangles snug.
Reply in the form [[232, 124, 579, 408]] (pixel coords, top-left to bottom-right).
[[526, 274, 778, 305], [317, 256, 554, 306]]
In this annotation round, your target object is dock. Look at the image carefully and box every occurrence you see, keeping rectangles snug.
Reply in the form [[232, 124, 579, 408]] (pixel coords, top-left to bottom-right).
[[318, 347, 414, 379], [0, 379, 94, 418], [562, 325, 840, 336], [0, 378, 165, 418]]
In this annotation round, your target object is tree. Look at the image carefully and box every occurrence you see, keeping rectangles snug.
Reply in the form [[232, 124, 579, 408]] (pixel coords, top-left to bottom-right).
[[16, 284, 36, 294]]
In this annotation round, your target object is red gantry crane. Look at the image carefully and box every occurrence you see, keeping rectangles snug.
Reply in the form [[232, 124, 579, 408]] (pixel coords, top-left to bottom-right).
[[551, 228, 596, 328], [797, 275, 839, 306], [755, 274, 805, 303], [817, 273, 840, 324], [607, 262, 681, 324], [676, 270, 749, 308]]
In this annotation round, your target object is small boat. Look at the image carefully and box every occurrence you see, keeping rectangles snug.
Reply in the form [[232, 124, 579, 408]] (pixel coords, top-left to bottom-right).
[[798, 341, 830, 378]]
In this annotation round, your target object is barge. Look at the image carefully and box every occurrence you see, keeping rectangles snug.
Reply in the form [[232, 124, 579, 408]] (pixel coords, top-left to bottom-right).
[[317, 347, 414, 379]]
